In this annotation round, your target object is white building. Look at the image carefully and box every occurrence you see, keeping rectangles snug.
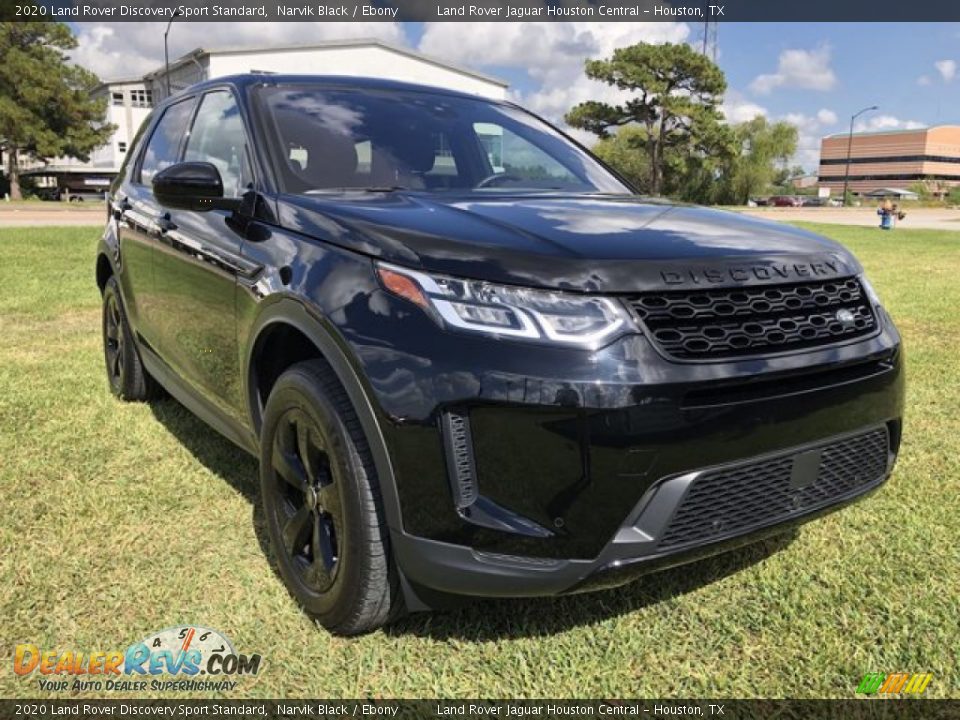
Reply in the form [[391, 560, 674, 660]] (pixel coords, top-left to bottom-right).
[[145, 39, 508, 102], [13, 77, 152, 196], [89, 77, 155, 170], [15, 39, 507, 196]]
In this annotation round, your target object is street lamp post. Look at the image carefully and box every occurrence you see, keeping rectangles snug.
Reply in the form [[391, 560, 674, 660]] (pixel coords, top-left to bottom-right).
[[842, 105, 879, 206], [163, 11, 183, 99]]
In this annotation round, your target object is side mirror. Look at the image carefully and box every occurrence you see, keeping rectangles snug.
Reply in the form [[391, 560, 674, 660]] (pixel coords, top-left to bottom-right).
[[152, 162, 241, 212]]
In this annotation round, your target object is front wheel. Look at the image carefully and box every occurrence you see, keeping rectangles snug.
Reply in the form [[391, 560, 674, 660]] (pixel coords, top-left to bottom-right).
[[259, 360, 398, 635]]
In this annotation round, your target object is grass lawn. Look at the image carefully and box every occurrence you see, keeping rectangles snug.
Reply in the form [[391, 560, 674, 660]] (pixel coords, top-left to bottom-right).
[[0, 223, 957, 699]]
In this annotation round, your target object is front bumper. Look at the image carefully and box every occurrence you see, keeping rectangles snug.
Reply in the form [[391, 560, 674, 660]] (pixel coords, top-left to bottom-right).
[[391, 423, 897, 598], [339, 289, 905, 599]]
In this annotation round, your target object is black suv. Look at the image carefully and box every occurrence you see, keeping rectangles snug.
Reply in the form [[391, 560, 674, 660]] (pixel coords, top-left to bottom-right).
[[98, 75, 904, 634]]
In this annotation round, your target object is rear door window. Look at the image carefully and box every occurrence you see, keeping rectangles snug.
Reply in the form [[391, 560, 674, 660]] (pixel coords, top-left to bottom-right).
[[137, 98, 195, 185]]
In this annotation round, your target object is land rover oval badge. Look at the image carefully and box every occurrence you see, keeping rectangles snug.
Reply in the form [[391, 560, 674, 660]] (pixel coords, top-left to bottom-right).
[[836, 309, 856, 326]]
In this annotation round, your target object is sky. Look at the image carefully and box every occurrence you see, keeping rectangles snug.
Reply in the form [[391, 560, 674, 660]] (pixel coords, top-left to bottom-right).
[[67, 21, 960, 171]]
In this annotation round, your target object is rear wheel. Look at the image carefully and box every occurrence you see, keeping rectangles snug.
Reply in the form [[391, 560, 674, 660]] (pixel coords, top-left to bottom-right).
[[102, 276, 159, 401], [259, 360, 398, 635]]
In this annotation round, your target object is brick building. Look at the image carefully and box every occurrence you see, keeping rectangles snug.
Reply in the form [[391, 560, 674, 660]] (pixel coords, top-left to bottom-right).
[[818, 125, 960, 197]]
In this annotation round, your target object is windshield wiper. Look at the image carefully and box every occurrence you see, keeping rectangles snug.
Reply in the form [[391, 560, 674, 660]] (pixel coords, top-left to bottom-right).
[[305, 186, 410, 194]]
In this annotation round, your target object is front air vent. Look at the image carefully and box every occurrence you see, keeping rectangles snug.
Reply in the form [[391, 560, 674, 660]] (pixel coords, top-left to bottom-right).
[[441, 410, 478, 509]]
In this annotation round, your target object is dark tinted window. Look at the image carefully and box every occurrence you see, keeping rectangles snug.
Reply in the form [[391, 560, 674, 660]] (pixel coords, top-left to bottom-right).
[[259, 87, 630, 195], [138, 98, 195, 185], [184, 91, 251, 198]]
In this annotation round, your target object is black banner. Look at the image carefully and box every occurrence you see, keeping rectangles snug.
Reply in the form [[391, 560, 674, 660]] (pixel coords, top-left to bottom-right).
[[2, 700, 960, 720], [7, 0, 960, 22]]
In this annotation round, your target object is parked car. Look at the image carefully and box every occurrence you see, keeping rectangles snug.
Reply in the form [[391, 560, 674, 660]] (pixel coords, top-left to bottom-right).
[[37, 187, 104, 202], [97, 75, 904, 634], [769, 195, 804, 207]]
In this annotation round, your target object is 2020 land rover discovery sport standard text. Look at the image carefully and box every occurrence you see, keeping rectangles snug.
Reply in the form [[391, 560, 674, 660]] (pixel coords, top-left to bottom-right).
[[98, 75, 904, 634]]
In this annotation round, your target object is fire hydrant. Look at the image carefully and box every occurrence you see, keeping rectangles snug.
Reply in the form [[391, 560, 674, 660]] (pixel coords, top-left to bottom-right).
[[877, 199, 906, 230]]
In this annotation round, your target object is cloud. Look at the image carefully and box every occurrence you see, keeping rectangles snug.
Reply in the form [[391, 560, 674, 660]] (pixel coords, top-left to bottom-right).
[[749, 46, 837, 95], [71, 22, 407, 80], [852, 115, 925, 133], [418, 22, 690, 127], [917, 75, 932, 86], [780, 111, 838, 169], [816, 108, 837, 125], [720, 90, 767, 123], [935, 59, 956, 82]]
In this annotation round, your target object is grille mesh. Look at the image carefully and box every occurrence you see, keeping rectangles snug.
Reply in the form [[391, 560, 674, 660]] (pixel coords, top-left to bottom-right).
[[658, 429, 889, 550], [628, 277, 877, 360]]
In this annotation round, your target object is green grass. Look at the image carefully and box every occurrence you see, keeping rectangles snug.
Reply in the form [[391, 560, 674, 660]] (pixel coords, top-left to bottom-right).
[[0, 224, 958, 699]]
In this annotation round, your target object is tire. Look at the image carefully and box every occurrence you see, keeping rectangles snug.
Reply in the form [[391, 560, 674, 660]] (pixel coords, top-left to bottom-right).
[[102, 276, 160, 401], [259, 360, 398, 635]]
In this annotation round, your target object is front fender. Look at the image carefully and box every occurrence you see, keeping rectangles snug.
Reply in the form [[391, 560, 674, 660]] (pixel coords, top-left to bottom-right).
[[243, 296, 404, 534]]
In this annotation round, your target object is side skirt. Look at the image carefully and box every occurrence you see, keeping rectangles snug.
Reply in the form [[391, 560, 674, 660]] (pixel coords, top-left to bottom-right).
[[140, 343, 259, 457]]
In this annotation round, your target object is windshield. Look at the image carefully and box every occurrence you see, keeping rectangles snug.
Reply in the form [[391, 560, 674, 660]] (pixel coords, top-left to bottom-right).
[[258, 85, 632, 195]]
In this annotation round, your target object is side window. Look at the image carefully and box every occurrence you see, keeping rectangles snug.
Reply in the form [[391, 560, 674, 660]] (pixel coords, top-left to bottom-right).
[[184, 91, 251, 198], [473, 122, 578, 183], [114, 113, 152, 189], [138, 99, 195, 185]]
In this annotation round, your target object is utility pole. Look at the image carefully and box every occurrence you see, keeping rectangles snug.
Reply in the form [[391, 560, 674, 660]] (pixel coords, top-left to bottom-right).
[[701, 20, 718, 63], [163, 10, 183, 99], [842, 105, 878, 206]]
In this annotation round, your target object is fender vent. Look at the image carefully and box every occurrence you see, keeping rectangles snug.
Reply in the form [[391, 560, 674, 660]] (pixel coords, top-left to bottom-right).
[[441, 410, 478, 509]]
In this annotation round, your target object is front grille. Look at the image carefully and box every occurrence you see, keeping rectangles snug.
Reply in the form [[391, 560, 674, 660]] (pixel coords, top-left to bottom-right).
[[658, 428, 889, 550], [628, 277, 877, 360]]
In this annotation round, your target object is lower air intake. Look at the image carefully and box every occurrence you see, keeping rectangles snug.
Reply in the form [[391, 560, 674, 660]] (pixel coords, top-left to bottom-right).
[[658, 428, 889, 550]]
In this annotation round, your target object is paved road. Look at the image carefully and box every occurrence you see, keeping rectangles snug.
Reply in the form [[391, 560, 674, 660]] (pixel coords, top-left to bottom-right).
[[741, 207, 960, 231]]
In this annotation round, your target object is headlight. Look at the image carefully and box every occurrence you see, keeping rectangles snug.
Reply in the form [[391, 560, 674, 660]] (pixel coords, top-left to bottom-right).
[[376, 262, 633, 348], [859, 274, 883, 307]]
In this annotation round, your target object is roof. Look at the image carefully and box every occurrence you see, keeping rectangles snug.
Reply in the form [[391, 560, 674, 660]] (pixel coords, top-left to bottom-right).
[[824, 124, 960, 140], [156, 73, 512, 106], [863, 187, 920, 196], [91, 76, 149, 93], [21, 165, 119, 176], [142, 38, 508, 88]]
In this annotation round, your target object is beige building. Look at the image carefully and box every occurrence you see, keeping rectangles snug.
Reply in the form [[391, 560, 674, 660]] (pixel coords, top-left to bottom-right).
[[818, 125, 960, 197]]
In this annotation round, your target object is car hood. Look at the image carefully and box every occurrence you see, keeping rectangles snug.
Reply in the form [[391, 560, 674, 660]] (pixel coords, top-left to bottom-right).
[[276, 193, 861, 293]]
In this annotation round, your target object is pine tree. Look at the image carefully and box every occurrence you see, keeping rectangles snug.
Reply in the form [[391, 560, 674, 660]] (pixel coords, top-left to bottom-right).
[[0, 21, 115, 199]]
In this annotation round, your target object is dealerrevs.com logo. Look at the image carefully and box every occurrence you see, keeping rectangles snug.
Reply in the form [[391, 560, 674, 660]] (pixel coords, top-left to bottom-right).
[[13, 626, 262, 693]]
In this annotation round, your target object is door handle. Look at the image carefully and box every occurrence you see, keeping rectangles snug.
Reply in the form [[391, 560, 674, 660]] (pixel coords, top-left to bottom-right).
[[113, 197, 131, 220], [157, 213, 177, 233]]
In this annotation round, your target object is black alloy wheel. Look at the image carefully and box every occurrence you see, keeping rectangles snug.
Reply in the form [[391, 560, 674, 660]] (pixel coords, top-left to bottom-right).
[[101, 276, 158, 401], [269, 408, 344, 594], [259, 360, 397, 634], [104, 291, 125, 387]]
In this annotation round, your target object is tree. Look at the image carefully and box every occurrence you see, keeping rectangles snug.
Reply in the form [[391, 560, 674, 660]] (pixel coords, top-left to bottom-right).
[[566, 42, 730, 196], [720, 117, 798, 204], [0, 22, 114, 199], [592, 126, 652, 192]]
